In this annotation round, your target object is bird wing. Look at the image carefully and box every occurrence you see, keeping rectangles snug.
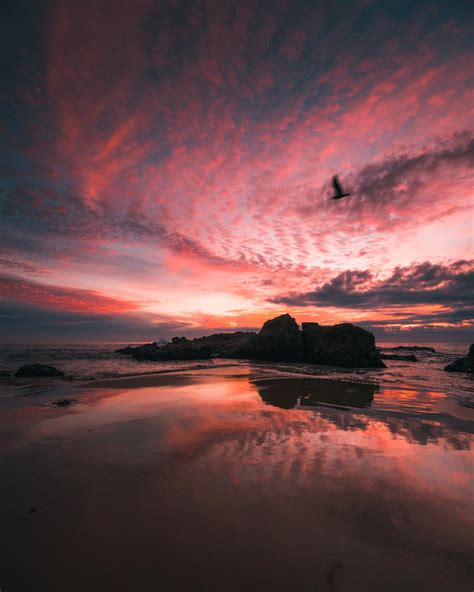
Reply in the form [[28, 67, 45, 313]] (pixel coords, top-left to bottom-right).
[[332, 175, 343, 195]]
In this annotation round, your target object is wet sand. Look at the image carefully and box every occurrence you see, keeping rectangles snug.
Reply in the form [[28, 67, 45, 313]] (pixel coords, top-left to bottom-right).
[[0, 367, 473, 591]]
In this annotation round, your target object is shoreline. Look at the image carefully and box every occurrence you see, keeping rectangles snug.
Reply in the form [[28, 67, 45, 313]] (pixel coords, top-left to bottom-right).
[[1, 365, 472, 423], [0, 359, 471, 397]]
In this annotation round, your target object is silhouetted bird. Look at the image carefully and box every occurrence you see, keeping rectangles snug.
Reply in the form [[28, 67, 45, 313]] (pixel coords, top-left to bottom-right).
[[330, 175, 351, 199]]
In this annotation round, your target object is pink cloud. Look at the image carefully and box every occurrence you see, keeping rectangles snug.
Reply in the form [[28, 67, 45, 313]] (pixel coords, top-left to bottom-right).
[[0, 275, 141, 315], [2, 0, 472, 338]]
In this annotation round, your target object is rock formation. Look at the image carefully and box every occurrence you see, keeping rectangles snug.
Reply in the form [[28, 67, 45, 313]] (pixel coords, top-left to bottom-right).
[[117, 332, 256, 361], [302, 322, 385, 368], [116, 314, 385, 368], [254, 314, 304, 361], [444, 344, 474, 374]]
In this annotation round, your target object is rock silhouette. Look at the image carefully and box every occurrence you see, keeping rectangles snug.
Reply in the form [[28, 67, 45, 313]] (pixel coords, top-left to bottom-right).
[[302, 322, 385, 368], [254, 313, 304, 361], [380, 353, 417, 362], [51, 399, 77, 407], [388, 346, 436, 353], [15, 364, 65, 378], [117, 313, 384, 368], [117, 332, 256, 360], [444, 344, 474, 374]]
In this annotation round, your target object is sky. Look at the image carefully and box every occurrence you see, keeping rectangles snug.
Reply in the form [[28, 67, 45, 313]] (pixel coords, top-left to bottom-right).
[[0, 0, 473, 343]]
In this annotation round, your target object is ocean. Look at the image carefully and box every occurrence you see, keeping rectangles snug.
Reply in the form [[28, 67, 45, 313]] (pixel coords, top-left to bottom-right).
[[0, 341, 472, 399]]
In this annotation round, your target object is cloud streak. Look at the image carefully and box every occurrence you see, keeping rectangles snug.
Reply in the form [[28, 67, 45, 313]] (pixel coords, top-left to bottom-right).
[[0, 274, 140, 315]]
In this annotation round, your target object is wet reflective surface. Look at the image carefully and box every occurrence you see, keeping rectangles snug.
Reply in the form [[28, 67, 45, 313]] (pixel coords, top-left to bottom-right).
[[0, 369, 472, 591]]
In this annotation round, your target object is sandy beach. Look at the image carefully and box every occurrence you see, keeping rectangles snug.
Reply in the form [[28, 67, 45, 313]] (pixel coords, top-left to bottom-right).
[[0, 366, 472, 591]]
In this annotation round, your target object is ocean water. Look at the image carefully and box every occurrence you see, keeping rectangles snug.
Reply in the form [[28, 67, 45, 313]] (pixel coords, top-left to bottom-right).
[[0, 341, 472, 398]]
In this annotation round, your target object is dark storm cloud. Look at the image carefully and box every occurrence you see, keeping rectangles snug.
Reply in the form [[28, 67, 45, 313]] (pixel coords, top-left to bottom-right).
[[272, 260, 474, 310], [354, 131, 474, 203]]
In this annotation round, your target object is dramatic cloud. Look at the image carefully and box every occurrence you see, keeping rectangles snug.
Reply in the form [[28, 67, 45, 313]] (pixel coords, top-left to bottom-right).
[[272, 260, 474, 332], [0, 0, 472, 340]]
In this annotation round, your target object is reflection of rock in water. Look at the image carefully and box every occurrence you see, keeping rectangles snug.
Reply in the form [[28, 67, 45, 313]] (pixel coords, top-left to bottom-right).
[[254, 377, 472, 450], [253, 377, 377, 410]]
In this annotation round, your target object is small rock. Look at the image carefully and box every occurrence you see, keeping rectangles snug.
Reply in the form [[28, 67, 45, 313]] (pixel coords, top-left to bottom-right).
[[15, 364, 65, 378], [458, 396, 474, 409], [326, 560, 344, 586], [380, 353, 417, 362], [51, 399, 77, 407], [389, 346, 436, 353]]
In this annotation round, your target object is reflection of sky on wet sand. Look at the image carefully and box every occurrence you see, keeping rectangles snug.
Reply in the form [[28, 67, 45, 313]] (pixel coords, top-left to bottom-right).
[[0, 373, 473, 591]]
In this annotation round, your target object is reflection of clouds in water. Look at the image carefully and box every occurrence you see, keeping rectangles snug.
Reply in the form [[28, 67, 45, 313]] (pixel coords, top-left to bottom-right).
[[26, 375, 472, 506], [165, 418, 473, 570], [158, 404, 471, 503], [3, 373, 471, 591]]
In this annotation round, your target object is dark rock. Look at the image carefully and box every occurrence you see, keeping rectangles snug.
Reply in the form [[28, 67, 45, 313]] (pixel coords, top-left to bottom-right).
[[51, 399, 77, 407], [133, 338, 212, 361], [116, 342, 167, 358], [15, 364, 65, 378], [302, 322, 385, 368], [444, 344, 474, 374], [389, 346, 436, 353], [458, 396, 474, 409], [0, 370, 10, 377], [255, 314, 304, 361], [117, 332, 257, 361], [115, 345, 138, 355], [115, 313, 386, 369], [380, 353, 417, 362], [195, 332, 256, 359], [326, 561, 344, 587], [115, 338, 168, 355], [27, 507, 38, 514]]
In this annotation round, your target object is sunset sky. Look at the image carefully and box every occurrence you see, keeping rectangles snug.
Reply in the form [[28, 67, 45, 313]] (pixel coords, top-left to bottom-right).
[[1, 0, 473, 342]]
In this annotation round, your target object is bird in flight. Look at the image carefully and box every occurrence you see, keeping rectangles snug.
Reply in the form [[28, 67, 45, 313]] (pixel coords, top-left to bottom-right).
[[330, 175, 351, 200]]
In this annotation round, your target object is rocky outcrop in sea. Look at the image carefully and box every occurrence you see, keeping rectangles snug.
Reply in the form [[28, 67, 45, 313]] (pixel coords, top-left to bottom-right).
[[116, 314, 385, 369], [302, 322, 385, 368]]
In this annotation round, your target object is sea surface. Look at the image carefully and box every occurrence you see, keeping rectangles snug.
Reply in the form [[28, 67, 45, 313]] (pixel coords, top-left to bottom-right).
[[0, 341, 472, 399]]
